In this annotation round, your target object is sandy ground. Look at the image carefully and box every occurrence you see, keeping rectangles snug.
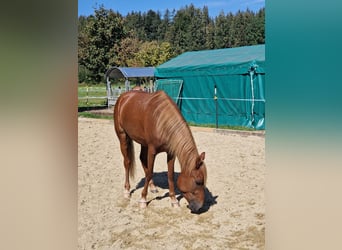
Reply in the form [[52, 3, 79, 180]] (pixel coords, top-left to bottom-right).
[[78, 117, 265, 249]]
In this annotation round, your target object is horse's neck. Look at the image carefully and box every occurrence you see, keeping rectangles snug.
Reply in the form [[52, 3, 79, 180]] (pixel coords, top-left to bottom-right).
[[156, 103, 199, 173], [172, 133, 198, 174]]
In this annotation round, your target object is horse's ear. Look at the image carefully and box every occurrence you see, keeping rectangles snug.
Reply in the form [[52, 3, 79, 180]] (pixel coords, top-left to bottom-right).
[[196, 152, 205, 169], [200, 152, 205, 161]]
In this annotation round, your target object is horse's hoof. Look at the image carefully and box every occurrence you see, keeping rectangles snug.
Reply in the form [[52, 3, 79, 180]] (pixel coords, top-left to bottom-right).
[[138, 199, 147, 209], [149, 183, 158, 193], [171, 201, 180, 208], [123, 190, 131, 199]]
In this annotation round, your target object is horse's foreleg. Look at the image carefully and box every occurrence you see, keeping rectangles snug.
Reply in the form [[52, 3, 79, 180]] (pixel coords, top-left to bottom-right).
[[167, 153, 179, 207], [139, 147, 156, 208]]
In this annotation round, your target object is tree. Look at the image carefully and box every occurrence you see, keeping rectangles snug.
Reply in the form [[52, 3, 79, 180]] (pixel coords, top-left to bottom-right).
[[78, 6, 265, 84], [144, 10, 162, 41], [78, 6, 125, 83], [124, 11, 146, 40], [170, 4, 209, 53], [109, 36, 142, 67], [157, 9, 171, 42], [255, 8, 265, 44], [202, 6, 215, 49], [134, 41, 174, 66], [214, 12, 226, 48], [78, 15, 93, 82]]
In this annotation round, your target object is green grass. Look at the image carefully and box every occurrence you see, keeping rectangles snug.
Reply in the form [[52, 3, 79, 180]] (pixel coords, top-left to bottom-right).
[[78, 84, 107, 107], [78, 83, 126, 108], [78, 84, 107, 96], [78, 99, 107, 107], [78, 112, 113, 120]]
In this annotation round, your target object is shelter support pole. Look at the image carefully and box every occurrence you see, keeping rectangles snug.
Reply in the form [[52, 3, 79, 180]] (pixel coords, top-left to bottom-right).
[[125, 78, 129, 91], [249, 68, 255, 126], [214, 85, 218, 129], [150, 80, 153, 92], [106, 77, 111, 108]]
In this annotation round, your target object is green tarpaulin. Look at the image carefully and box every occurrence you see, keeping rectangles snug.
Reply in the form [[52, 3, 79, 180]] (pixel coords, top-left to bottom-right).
[[155, 45, 265, 130]]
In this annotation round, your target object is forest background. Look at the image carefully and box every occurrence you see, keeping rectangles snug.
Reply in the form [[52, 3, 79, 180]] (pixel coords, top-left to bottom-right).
[[78, 4, 265, 84]]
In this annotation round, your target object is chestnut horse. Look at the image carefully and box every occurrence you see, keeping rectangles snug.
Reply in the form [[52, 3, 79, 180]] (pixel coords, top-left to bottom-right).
[[114, 90, 207, 212]]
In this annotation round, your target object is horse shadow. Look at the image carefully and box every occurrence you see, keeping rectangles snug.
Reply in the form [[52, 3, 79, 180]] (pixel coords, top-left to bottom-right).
[[132, 171, 218, 214], [196, 188, 218, 214]]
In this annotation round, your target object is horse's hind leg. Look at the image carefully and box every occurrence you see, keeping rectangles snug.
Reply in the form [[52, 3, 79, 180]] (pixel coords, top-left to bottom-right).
[[118, 132, 135, 199], [139, 147, 156, 208], [140, 145, 158, 193]]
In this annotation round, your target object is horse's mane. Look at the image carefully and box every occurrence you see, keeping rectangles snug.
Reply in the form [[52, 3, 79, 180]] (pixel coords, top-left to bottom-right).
[[150, 91, 200, 175]]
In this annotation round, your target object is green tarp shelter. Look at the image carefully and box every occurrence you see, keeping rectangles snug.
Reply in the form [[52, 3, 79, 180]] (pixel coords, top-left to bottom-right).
[[154, 44, 265, 130]]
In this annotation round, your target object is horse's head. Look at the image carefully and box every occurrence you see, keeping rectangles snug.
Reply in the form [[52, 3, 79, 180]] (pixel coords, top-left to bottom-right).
[[177, 152, 207, 213]]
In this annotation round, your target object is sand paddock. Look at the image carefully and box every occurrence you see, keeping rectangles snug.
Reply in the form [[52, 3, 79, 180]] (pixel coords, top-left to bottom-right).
[[78, 117, 265, 249]]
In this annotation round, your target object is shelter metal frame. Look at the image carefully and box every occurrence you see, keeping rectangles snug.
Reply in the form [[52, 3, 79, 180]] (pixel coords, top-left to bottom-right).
[[105, 67, 155, 107]]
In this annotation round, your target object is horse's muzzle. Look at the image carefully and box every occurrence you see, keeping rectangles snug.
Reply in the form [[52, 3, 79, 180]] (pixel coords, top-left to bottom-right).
[[188, 200, 203, 213]]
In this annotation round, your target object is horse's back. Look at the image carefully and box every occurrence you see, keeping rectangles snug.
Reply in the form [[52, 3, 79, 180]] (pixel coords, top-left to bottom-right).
[[115, 91, 150, 124], [115, 91, 170, 114]]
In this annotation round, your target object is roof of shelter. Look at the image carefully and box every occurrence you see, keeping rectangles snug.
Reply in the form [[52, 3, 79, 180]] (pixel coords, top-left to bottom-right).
[[155, 45, 265, 77], [105, 67, 155, 79]]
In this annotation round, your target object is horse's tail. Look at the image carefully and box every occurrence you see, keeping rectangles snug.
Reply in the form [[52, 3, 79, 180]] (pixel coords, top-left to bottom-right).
[[114, 94, 135, 179], [126, 137, 136, 179]]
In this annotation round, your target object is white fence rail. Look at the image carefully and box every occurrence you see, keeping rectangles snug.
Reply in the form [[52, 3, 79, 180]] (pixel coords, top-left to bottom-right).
[[78, 86, 108, 107]]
